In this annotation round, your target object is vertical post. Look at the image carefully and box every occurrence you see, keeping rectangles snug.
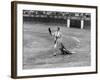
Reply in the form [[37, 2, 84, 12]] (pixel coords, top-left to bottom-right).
[[67, 18, 70, 28], [81, 19, 84, 29]]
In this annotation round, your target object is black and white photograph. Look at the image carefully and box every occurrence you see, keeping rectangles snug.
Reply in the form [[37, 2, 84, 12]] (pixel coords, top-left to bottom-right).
[[23, 10, 91, 69], [11, 1, 97, 78]]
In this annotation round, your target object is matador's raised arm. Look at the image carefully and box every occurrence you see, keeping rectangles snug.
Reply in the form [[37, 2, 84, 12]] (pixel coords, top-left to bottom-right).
[[48, 27, 52, 36]]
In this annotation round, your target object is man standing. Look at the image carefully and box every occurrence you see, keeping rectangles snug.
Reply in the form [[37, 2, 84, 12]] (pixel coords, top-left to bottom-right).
[[48, 27, 62, 55], [48, 27, 72, 56]]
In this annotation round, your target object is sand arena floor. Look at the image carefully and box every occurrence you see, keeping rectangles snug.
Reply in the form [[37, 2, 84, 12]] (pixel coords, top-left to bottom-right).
[[23, 21, 90, 69]]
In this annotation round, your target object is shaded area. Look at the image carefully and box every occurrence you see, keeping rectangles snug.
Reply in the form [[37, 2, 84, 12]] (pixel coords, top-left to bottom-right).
[[70, 19, 81, 28]]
